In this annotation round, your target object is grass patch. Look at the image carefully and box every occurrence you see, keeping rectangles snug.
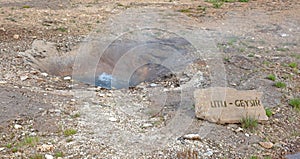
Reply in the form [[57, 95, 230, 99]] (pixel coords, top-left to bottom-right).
[[239, 0, 249, 2], [276, 47, 289, 52], [20, 137, 39, 147], [178, 9, 191, 13], [71, 113, 80, 118], [12, 147, 18, 153], [250, 156, 258, 159], [288, 62, 298, 68], [64, 129, 77, 136], [266, 74, 276, 81], [30, 154, 44, 159], [265, 108, 273, 117], [56, 27, 67, 32], [274, 82, 286, 88], [55, 151, 64, 157], [289, 98, 300, 111], [22, 5, 31, 8], [241, 116, 258, 131], [291, 53, 300, 59], [6, 143, 12, 148]]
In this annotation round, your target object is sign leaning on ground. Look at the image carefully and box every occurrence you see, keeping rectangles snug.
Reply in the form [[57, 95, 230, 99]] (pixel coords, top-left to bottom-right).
[[194, 87, 268, 124]]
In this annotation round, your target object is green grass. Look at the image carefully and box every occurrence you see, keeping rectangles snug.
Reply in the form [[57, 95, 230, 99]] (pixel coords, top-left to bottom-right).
[[56, 27, 67, 32], [21, 137, 39, 147], [249, 156, 258, 159], [22, 5, 31, 8], [6, 143, 12, 148], [291, 53, 300, 59], [55, 152, 64, 157], [289, 98, 300, 111], [288, 62, 298, 68], [12, 147, 18, 153], [264, 156, 271, 159], [241, 116, 258, 131], [274, 82, 286, 88], [178, 9, 191, 13], [276, 47, 289, 52], [71, 113, 81, 118], [266, 74, 276, 81], [239, 0, 249, 2], [30, 154, 44, 159], [265, 108, 273, 117], [64, 129, 77, 136]]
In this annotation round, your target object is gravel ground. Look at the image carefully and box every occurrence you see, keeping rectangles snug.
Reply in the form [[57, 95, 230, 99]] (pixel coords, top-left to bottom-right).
[[0, 0, 299, 158]]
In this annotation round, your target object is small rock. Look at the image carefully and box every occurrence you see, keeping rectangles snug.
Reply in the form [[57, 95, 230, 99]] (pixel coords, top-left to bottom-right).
[[259, 141, 273, 149], [14, 124, 22, 129], [141, 123, 153, 128], [0, 147, 5, 151], [13, 34, 20, 39], [150, 83, 157, 87], [245, 133, 250, 137], [0, 81, 7, 84], [70, 99, 76, 102], [182, 134, 201, 140], [0, 27, 5, 31], [45, 154, 54, 159], [235, 127, 243, 133], [37, 144, 54, 152], [41, 73, 48, 77], [98, 93, 105, 97], [63, 76, 71, 80], [108, 117, 118, 122], [280, 33, 288, 37], [20, 75, 29, 81]]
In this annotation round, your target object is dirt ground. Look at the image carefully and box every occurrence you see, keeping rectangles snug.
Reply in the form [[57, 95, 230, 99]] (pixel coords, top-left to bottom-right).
[[0, 0, 299, 159]]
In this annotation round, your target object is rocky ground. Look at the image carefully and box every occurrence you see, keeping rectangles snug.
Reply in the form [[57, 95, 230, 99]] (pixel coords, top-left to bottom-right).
[[0, 0, 299, 159]]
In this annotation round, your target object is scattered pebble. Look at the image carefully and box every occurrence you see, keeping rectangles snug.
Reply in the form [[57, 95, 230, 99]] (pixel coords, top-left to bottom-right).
[[63, 76, 72, 80], [0, 81, 7, 84], [245, 133, 250, 137], [20, 75, 29, 81], [259, 141, 274, 149], [37, 144, 54, 152], [41, 72, 48, 77], [141, 123, 153, 128], [108, 117, 118, 122], [235, 127, 243, 133], [182, 134, 201, 141], [14, 124, 22, 129], [45, 154, 54, 159], [13, 34, 20, 39]]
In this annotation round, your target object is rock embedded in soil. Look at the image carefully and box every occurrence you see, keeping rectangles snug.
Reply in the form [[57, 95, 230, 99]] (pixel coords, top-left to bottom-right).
[[194, 87, 268, 124]]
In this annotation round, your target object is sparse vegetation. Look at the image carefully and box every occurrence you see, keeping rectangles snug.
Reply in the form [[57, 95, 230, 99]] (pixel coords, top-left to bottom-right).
[[274, 82, 286, 88], [6, 143, 12, 148], [289, 98, 300, 111], [21, 136, 39, 147], [56, 27, 67, 32], [250, 156, 258, 159], [241, 116, 258, 131], [12, 147, 18, 153], [266, 74, 276, 81], [55, 151, 64, 157], [178, 9, 191, 13], [265, 108, 273, 117], [288, 62, 297, 68], [22, 5, 31, 8], [64, 129, 77, 136], [30, 154, 44, 159], [72, 113, 80, 118]]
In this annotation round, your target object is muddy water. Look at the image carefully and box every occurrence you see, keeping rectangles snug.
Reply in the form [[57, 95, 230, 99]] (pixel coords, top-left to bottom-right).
[[80, 29, 198, 89], [95, 30, 195, 89]]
